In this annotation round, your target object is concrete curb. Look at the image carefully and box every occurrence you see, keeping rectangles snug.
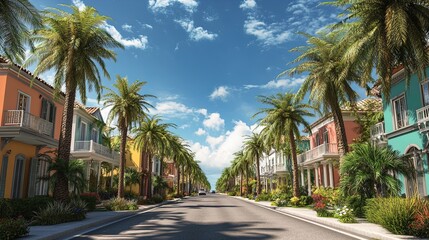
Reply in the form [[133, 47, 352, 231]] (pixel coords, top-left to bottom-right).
[[233, 196, 418, 240], [25, 199, 178, 240]]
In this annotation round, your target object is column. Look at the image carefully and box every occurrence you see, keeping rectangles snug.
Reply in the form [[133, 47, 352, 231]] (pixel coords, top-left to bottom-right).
[[307, 168, 311, 195], [110, 163, 114, 188], [314, 164, 319, 187], [329, 162, 334, 188], [97, 161, 102, 192], [323, 163, 328, 187], [300, 168, 305, 187]]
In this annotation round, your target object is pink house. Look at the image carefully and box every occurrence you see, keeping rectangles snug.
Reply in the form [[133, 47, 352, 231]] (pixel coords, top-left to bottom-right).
[[297, 98, 380, 194]]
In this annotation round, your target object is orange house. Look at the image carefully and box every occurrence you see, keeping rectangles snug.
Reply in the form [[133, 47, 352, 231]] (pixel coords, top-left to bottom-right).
[[0, 57, 64, 198], [297, 98, 381, 194]]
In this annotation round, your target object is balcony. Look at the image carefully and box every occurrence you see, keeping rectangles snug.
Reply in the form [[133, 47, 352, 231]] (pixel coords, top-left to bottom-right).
[[297, 143, 339, 165], [4, 110, 53, 136], [0, 110, 57, 147], [417, 105, 429, 133], [370, 122, 387, 144], [72, 140, 119, 165]]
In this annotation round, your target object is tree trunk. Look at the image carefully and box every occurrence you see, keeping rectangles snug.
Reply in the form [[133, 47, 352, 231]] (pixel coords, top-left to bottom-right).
[[188, 172, 191, 195], [256, 154, 261, 194], [145, 152, 153, 199], [54, 85, 77, 202], [246, 162, 250, 195], [176, 163, 180, 196], [117, 123, 127, 198], [332, 103, 349, 160], [139, 151, 146, 197], [181, 165, 185, 195], [289, 130, 300, 198], [240, 171, 243, 196]]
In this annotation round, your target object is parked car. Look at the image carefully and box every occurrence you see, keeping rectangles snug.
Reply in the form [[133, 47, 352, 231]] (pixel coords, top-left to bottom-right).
[[198, 189, 206, 195], [210, 190, 216, 194]]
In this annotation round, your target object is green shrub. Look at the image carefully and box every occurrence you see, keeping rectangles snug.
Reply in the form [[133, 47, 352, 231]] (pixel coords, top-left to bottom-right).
[[79, 193, 99, 211], [151, 194, 164, 204], [344, 195, 366, 217], [290, 196, 300, 206], [246, 194, 255, 200], [299, 195, 313, 206], [0, 217, 29, 239], [32, 200, 86, 225], [365, 197, 419, 235], [334, 206, 357, 223], [255, 192, 271, 202], [272, 198, 288, 207], [227, 191, 236, 196], [0, 199, 13, 218], [103, 197, 138, 211], [409, 204, 429, 238], [7, 196, 54, 220]]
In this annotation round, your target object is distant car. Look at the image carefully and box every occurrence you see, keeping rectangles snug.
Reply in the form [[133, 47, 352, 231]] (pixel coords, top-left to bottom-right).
[[210, 190, 216, 194], [198, 189, 206, 195]]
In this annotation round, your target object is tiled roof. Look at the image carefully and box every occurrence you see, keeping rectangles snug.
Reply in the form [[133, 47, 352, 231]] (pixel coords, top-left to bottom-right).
[[0, 56, 57, 92], [85, 107, 99, 115]]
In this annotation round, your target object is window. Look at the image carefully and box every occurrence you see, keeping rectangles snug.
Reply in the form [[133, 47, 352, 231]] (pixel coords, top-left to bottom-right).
[[80, 122, 87, 141], [323, 129, 329, 144], [0, 155, 8, 198], [17, 92, 30, 112], [12, 155, 25, 198], [392, 95, 408, 130], [91, 128, 99, 142], [405, 148, 427, 197], [421, 81, 429, 106], [40, 99, 56, 123]]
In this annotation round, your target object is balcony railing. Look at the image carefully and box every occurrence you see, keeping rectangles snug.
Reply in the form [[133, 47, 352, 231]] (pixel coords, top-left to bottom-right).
[[417, 105, 429, 133], [370, 122, 386, 140], [3, 110, 53, 136], [297, 143, 338, 164], [74, 140, 119, 161]]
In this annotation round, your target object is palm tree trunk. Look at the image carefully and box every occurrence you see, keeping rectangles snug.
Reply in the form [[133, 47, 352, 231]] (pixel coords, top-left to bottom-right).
[[256, 154, 261, 194], [240, 171, 243, 196], [118, 123, 127, 198], [246, 162, 250, 195], [188, 172, 191, 195], [146, 152, 153, 199], [54, 85, 77, 202], [139, 151, 146, 197], [176, 163, 180, 196], [181, 165, 185, 195], [332, 103, 349, 159], [289, 130, 300, 197]]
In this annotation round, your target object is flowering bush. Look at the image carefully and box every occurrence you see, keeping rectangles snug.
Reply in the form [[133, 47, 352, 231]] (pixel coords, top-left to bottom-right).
[[312, 194, 333, 217], [272, 198, 288, 207], [290, 196, 300, 206], [334, 206, 357, 223], [409, 204, 429, 237]]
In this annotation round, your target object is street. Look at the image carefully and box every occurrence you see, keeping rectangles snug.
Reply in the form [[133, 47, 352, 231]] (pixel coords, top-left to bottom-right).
[[71, 194, 362, 240]]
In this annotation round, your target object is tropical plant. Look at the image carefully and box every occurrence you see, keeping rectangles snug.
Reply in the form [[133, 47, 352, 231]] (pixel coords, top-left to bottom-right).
[[0, 0, 41, 63], [103, 76, 153, 198], [340, 143, 414, 199], [103, 197, 138, 211], [333, 0, 429, 99], [0, 217, 28, 239], [286, 30, 365, 157], [255, 93, 314, 197], [47, 158, 86, 195], [133, 116, 172, 198], [124, 167, 140, 193], [244, 133, 266, 195], [29, 5, 123, 201], [33, 199, 87, 225]]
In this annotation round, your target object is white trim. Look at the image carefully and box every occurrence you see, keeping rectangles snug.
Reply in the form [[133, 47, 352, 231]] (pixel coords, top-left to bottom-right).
[[391, 93, 408, 130], [17, 91, 31, 113]]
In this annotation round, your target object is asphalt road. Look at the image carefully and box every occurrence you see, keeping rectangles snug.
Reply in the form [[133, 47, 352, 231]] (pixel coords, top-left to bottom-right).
[[71, 194, 361, 240]]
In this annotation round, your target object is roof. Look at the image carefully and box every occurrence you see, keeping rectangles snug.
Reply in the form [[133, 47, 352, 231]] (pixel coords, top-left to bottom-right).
[[0, 56, 57, 93], [85, 107, 99, 115], [341, 98, 382, 112]]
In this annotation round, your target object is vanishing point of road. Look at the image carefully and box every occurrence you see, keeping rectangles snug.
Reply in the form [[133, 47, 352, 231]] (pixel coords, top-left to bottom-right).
[[71, 194, 364, 240]]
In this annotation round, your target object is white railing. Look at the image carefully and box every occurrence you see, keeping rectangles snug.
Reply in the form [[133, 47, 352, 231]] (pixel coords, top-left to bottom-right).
[[297, 143, 339, 164], [74, 140, 120, 161], [275, 163, 286, 172], [417, 105, 429, 133], [3, 110, 53, 136], [370, 122, 385, 139]]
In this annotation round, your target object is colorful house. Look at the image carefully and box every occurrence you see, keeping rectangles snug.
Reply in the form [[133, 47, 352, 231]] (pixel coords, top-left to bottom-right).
[[298, 98, 381, 195], [0, 57, 64, 198], [371, 68, 429, 197], [70, 102, 120, 192]]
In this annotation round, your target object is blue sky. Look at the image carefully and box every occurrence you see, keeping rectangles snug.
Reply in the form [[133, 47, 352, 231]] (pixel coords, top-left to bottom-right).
[[29, 0, 364, 189]]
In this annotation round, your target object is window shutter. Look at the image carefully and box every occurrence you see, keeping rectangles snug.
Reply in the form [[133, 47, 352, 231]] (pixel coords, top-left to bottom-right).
[[40, 98, 47, 119], [27, 157, 38, 197], [0, 156, 8, 198]]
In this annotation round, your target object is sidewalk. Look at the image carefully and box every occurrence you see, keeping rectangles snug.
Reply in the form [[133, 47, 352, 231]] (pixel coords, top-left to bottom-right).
[[233, 196, 418, 240], [23, 200, 176, 240]]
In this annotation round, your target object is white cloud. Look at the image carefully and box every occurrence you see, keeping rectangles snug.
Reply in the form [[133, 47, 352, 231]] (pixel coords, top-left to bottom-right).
[[203, 113, 224, 131], [244, 18, 292, 46], [240, 0, 257, 10], [196, 108, 208, 116], [151, 101, 193, 118], [103, 24, 149, 49], [122, 24, 133, 32], [176, 19, 218, 41], [72, 0, 86, 10], [209, 86, 229, 101], [244, 76, 306, 89], [190, 120, 253, 168], [195, 128, 206, 136], [206, 135, 225, 150], [149, 0, 198, 13]]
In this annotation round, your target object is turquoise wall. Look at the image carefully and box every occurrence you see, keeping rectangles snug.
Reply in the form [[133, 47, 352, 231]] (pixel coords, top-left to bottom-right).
[[383, 69, 429, 196]]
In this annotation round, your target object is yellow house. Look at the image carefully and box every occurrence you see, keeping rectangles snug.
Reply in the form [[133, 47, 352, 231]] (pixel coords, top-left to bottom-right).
[[0, 57, 64, 199]]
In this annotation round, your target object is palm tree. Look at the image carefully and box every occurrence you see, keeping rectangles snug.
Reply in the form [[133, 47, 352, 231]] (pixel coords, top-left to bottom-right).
[[244, 133, 266, 195], [287, 31, 364, 158], [124, 167, 140, 193], [231, 151, 248, 196], [255, 93, 314, 197], [0, 0, 41, 63], [103, 76, 154, 198], [340, 143, 414, 199], [29, 5, 123, 201], [48, 158, 85, 195], [333, 0, 429, 99], [133, 116, 174, 199]]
